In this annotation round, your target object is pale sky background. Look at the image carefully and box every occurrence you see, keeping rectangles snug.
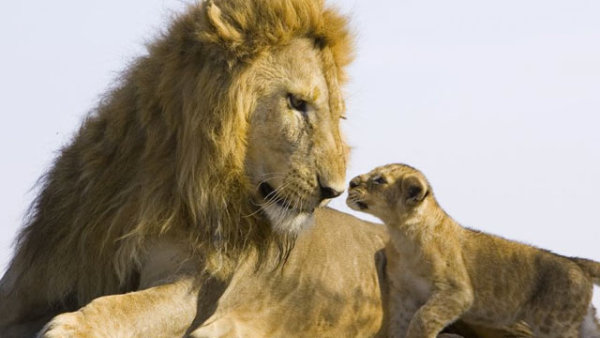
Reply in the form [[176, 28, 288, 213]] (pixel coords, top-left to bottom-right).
[[1, 0, 598, 311]]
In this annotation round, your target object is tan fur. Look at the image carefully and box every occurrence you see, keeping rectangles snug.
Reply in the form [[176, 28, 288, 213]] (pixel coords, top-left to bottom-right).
[[1, 0, 356, 335], [0, 1, 559, 337], [30, 209, 392, 338], [189, 208, 390, 337], [348, 163, 600, 338]]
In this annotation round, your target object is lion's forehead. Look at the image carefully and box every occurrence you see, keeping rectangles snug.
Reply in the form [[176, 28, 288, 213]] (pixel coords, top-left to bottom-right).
[[254, 38, 345, 117]]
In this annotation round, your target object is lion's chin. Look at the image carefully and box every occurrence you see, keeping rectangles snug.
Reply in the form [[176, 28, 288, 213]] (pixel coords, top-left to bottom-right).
[[262, 203, 315, 234]]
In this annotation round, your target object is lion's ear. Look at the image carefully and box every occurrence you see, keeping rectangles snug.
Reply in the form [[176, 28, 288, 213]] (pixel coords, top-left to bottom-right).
[[196, 0, 244, 53], [202, 0, 243, 46], [401, 176, 428, 205]]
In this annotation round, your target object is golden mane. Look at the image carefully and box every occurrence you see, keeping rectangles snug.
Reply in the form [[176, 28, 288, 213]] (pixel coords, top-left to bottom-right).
[[10, 0, 353, 307]]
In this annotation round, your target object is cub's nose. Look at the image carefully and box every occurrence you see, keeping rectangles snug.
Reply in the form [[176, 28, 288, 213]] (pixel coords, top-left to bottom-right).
[[349, 177, 360, 189]]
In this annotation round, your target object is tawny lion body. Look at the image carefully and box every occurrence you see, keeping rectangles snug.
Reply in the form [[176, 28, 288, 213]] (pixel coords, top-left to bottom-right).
[[1, 0, 383, 336], [347, 163, 600, 338]]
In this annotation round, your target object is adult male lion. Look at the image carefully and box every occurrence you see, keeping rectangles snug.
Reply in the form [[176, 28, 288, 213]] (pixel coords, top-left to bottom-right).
[[0, 0, 509, 337], [0, 0, 389, 336]]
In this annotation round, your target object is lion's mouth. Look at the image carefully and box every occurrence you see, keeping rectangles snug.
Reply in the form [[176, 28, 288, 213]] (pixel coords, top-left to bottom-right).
[[258, 182, 316, 214], [258, 182, 316, 233], [259, 182, 288, 209]]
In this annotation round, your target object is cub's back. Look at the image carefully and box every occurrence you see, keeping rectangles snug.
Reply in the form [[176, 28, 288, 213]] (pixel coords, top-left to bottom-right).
[[461, 228, 587, 314]]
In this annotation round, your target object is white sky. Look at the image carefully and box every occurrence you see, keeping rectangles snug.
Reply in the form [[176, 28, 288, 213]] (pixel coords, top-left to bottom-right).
[[1, 0, 598, 311]]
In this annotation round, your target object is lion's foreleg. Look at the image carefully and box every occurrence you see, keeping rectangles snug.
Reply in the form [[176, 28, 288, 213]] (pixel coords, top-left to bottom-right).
[[38, 276, 198, 338], [40, 239, 205, 337], [0, 263, 59, 337]]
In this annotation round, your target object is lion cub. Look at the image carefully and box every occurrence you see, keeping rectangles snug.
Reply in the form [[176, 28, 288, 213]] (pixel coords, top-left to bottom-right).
[[347, 163, 600, 338]]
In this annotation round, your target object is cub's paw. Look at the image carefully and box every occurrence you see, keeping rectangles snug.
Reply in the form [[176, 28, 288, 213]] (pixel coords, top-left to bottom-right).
[[37, 311, 93, 338]]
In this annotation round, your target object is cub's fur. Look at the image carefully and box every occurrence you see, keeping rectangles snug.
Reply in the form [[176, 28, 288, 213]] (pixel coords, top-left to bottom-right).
[[347, 163, 600, 338]]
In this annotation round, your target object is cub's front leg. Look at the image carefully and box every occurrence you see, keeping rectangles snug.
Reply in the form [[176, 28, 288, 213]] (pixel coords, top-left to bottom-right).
[[388, 284, 421, 338], [406, 285, 474, 338]]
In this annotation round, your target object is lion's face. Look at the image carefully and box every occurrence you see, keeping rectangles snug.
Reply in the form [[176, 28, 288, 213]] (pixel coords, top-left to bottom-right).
[[245, 38, 348, 234]]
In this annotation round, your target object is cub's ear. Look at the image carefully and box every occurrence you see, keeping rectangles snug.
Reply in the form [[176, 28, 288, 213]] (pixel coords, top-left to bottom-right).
[[401, 176, 428, 205]]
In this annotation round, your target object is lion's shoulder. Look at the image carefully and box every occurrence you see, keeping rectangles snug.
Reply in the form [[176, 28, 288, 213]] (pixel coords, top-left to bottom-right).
[[307, 207, 388, 255]]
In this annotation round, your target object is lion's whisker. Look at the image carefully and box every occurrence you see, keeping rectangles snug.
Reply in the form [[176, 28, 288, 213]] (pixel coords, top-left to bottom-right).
[[243, 181, 294, 218]]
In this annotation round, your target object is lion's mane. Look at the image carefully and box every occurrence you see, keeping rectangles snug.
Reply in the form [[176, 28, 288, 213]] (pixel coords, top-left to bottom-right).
[[10, 0, 352, 308]]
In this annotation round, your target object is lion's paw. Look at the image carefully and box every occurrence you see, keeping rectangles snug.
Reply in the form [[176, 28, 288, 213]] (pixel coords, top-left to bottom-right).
[[189, 319, 234, 338], [188, 317, 259, 338], [37, 311, 92, 338]]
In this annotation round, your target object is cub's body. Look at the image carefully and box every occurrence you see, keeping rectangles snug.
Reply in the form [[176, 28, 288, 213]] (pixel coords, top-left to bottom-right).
[[347, 163, 600, 338]]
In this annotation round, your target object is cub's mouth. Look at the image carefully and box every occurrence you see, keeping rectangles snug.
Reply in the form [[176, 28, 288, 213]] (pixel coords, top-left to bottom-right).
[[355, 201, 368, 210], [346, 192, 368, 210]]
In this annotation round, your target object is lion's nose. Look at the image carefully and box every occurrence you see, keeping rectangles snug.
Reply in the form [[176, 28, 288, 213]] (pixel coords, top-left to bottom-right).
[[318, 177, 344, 201], [320, 185, 343, 200]]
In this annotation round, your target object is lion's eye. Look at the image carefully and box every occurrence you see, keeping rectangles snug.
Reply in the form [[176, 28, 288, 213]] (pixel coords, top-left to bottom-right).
[[372, 176, 386, 185], [287, 94, 308, 114]]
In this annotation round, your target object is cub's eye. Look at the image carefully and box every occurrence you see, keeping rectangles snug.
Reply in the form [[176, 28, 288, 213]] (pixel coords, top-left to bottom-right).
[[372, 176, 387, 185], [287, 94, 308, 114]]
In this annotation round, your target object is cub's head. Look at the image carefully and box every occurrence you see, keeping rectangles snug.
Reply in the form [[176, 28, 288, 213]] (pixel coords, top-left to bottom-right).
[[346, 164, 432, 224]]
